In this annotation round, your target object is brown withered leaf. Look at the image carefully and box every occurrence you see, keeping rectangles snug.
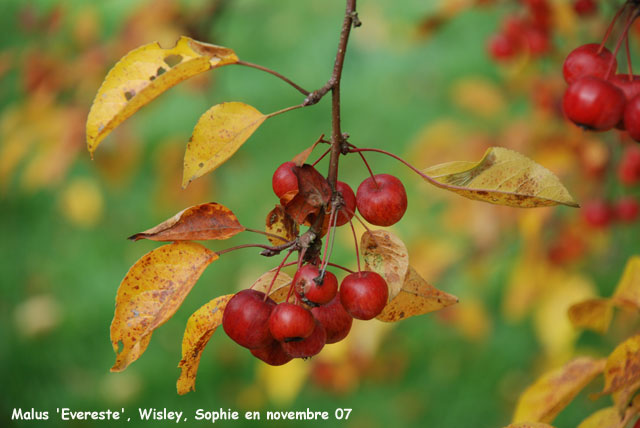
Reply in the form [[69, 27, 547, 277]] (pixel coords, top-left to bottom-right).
[[251, 270, 293, 303], [361, 230, 409, 301], [291, 135, 323, 167], [129, 202, 245, 242], [513, 357, 606, 424], [612, 256, 640, 310], [568, 298, 614, 334], [177, 294, 232, 395], [576, 407, 624, 428], [110, 242, 217, 372], [600, 333, 640, 396], [285, 164, 331, 224], [377, 266, 458, 322], [265, 205, 298, 246]]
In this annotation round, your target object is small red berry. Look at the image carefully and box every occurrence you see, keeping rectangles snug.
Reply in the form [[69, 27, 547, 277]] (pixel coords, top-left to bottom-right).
[[582, 200, 613, 228], [562, 44, 616, 85], [488, 33, 517, 61], [222, 290, 276, 349], [282, 321, 327, 358], [312, 296, 353, 344], [335, 181, 356, 227], [618, 146, 640, 185], [293, 264, 338, 306], [563, 76, 625, 131], [268, 303, 316, 342], [272, 161, 298, 201], [340, 271, 389, 320], [615, 197, 639, 223], [573, 0, 597, 16], [356, 174, 408, 227], [523, 26, 550, 56], [250, 340, 293, 366]]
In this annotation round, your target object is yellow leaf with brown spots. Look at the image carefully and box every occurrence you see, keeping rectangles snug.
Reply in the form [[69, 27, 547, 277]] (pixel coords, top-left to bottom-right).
[[513, 357, 606, 424], [177, 294, 232, 395], [612, 256, 640, 310], [251, 270, 293, 303], [182, 102, 266, 188], [568, 298, 614, 334], [612, 379, 640, 411], [128, 202, 245, 242], [361, 230, 409, 301], [422, 147, 578, 208], [577, 407, 624, 428], [110, 242, 218, 372], [377, 266, 458, 322], [265, 205, 298, 246], [87, 36, 237, 156], [601, 333, 640, 395]]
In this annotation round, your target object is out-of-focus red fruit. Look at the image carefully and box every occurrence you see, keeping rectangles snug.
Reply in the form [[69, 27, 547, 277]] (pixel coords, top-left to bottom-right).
[[488, 33, 517, 61], [563, 76, 625, 131], [624, 95, 640, 142], [582, 200, 613, 228], [615, 197, 639, 223], [563, 44, 616, 84], [547, 230, 586, 265], [250, 340, 293, 366], [618, 146, 640, 186], [573, 0, 597, 16], [524, 26, 550, 56]]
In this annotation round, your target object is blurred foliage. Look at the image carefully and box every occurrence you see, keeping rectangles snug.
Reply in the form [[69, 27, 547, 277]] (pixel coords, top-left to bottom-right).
[[1, 0, 640, 427]]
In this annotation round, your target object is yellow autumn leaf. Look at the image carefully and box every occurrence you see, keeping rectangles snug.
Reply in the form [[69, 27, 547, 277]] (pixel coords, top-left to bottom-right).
[[110, 242, 218, 372], [423, 147, 578, 208], [568, 298, 614, 334], [377, 266, 458, 322], [504, 423, 556, 428], [513, 357, 606, 424], [361, 230, 409, 301], [182, 102, 266, 188], [265, 205, 298, 246], [177, 294, 232, 395], [601, 333, 640, 396], [577, 407, 624, 428], [251, 270, 293, 303], [612, 256, 640, 310], [87, 36, 238, 156]]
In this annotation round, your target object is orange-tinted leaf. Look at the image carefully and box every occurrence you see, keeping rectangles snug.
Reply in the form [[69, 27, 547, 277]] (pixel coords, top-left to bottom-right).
[[568, 298, 614, 334], [601, 333, 640, 395], [265, 205, 298, 246], [285, 165, 331, 224], [513, 357, 606, 423], [177, 294, 232, 395], [377, 266, 458, 322], [612, 256, 640, 310], [361, 230, 409, 300], [291, 136, 322, 167], [612, 379, 640, 411], [110, 242, 217, 372], [576, 407, 623, 428], [251, 270, 293, 303], [423, 147, 578, 208], [128, 202, 245, 242], [87, 36, 238, 156], [182, 102, 266, 188]]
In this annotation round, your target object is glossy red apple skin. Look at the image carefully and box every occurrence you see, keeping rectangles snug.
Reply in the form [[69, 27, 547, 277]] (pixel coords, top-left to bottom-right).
[[339, 271, 389, 321], [356, 174, 408, 227], [335, 181, 356, 227], [250, 340, 293, 366], [562, 44, 615, 84], [268, 303, 315, 342], [222, 289, 276, 349], [293, 264, 338, 306], [562, 76, 625, 131], [282, 321, 327, 358], [272, 161, 298, 200], [311, 296, 353, 344]]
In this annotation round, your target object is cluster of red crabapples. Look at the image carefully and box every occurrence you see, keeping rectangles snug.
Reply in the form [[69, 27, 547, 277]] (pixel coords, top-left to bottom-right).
[[487, 0, 555, 62], [222, 159, 408, 365], [562, 1, 640, 141]]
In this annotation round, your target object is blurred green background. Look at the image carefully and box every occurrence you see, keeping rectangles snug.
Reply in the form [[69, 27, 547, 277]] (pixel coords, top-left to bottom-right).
[[2, 0, 639, 427]]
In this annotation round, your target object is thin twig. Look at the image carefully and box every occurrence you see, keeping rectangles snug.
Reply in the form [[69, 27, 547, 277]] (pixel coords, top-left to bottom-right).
[[236, 60, 310, 96]]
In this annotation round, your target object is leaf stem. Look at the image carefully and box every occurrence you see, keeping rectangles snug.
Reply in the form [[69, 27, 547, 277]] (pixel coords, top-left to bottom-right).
[[348, 218, 361, 274], [348, 147, 441, 186], [263, 250, 293, 300], [245, 227, 290, 243], [236, 60, 310, 96], [266, 104, 304, 119]]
